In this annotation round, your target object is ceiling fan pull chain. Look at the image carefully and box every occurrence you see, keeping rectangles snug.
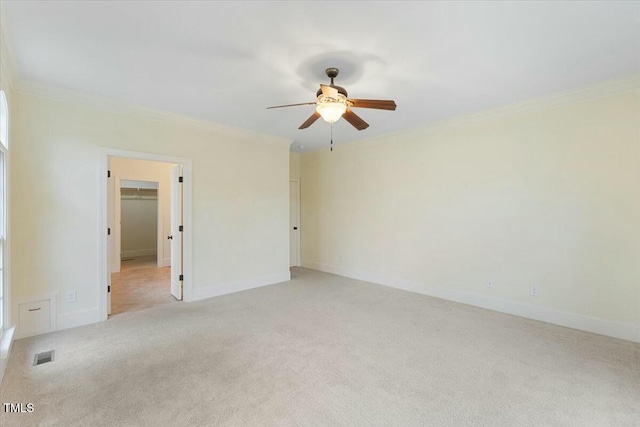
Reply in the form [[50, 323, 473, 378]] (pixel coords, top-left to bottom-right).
[[330, 123, 333, 151]]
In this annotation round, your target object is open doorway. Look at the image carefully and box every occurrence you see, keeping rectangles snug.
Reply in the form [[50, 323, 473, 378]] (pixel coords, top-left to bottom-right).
[[100, 149, 191, 321], [112, 179, 175, 315]]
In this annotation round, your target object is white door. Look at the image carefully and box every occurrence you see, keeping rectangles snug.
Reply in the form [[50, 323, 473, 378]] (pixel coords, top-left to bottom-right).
[[289, 180, 300, 267], [170, 165, 183, 300]]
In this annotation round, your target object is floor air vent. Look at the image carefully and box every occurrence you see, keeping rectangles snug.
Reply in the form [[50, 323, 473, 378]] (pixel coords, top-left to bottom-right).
[[33, 350, 55, 366]]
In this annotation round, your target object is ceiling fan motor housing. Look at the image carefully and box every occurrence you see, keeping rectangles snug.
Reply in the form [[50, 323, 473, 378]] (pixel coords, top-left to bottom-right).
[[316, 85, 348, 98], [316, 67, 348, 98], [325, 67, 339, 79]]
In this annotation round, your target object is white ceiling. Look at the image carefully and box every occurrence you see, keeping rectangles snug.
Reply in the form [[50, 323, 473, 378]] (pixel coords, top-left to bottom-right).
[[3, 1, 639, 152]]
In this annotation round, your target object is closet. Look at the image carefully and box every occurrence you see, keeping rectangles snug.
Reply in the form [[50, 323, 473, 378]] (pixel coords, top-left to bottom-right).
[[120, 181, 158, 260]]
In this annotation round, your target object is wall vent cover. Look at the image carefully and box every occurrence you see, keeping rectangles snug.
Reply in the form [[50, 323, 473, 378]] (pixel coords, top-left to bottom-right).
[[33, 350, 55, 366]]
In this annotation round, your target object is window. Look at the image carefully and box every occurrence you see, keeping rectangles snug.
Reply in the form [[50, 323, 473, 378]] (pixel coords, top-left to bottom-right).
[[0, 90, 8, 335]]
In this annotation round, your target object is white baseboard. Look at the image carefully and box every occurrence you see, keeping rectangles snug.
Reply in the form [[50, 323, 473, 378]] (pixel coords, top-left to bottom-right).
[[0, 325, 16, 385], [302, 261, 640, 343], [57, 307, 100, 331], [161, 257, 170, 267], [12, 306, 100, 340], [121, 249, 157, 258], [191, 271, 291, 302]]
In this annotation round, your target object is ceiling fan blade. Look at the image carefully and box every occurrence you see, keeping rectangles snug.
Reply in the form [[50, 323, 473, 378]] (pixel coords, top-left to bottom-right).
[[267, 102, 316, 109], [299, 111, 321, 129], [348, 99, 397, 111], [342, 109, 369, 131], [320, 84, 339, 99]]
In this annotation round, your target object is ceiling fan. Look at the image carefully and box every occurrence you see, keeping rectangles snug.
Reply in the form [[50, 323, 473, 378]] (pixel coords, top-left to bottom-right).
[[267, 67, 397, 131]]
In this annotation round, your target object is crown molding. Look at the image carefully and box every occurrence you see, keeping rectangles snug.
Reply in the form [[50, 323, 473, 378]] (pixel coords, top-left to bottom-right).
[[14, 80, 293, 148], [11, 67, 639, 153], [309, 74, 640, 154]]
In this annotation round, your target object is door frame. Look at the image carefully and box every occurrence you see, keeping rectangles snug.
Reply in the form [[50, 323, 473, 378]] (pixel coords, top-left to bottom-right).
[[289, 179, 301, 267], [99, 148, 193, 321]]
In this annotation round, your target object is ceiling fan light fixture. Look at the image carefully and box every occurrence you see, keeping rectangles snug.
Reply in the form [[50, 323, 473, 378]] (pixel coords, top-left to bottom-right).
[[316, 101, 347, 124], [267, 67, 395, 132]]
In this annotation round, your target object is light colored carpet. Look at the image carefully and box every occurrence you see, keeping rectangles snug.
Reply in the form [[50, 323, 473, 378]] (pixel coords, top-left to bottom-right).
[[1, 268, 638, 426]]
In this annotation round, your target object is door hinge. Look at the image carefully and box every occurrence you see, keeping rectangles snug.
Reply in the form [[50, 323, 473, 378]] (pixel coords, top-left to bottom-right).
[[178, 176, 183, 183], [179, 274, 184, 281], [108, 285, 111, 293], [107, 228, 111, 235], [179, 225, 183, 232], [107, 170, 111, 178]]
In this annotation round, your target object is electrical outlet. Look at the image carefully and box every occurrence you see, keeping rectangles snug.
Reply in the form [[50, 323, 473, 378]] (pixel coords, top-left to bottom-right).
[[487, 280, 494, 288], [65, 290, 77, 303], [530, 286, 538, 297]]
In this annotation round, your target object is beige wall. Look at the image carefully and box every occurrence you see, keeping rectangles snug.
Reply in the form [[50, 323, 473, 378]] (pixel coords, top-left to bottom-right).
[[11, 91, 291, 322], [301, 90, 640, 339], [290, 152, 300, 179], [0, 37, 13, 120]]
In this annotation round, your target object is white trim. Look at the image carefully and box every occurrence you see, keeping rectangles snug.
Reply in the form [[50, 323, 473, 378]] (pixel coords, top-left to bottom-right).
[[308, 74, 640, 153], [16, 80, 291, 148], [113, 176, 122, 273], [99, 148, 194, 321], [302, 261, 640, 343], [0, 324, 14, 359], [192, 271, 291, 302], [0, 325, 15, 385], [0, 123, 8, 335], [3, 144, 8, 340], [57, 307, 100, 331], [156, 181, 164, 268]]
